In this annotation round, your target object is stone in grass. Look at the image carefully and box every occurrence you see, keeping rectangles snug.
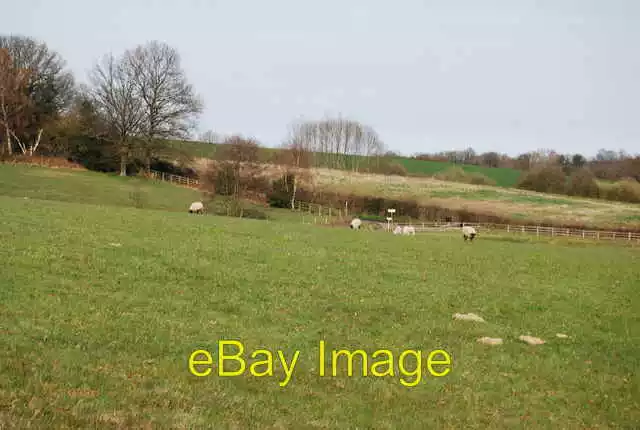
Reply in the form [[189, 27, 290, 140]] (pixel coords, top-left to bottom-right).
[[556, 333, 569, 339], [453, 313, 485, 322], [519, 335, 545, 345], [477, 337, 503, 345]]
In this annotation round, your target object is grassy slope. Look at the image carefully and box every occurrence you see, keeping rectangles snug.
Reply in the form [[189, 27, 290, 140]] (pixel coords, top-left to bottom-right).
[[166, 140, 523, 187], [168, 141, 640, 229], [1, 167, 640, 428], [393, 157, 522, 187], [0, 164, 309, 224], [310, 168, 640, 230]]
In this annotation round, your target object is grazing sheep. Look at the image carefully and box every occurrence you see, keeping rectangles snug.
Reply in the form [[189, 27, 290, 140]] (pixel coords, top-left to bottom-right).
[[402, 226, 416, 235], [393, 226, 402, 235], [189, 201, 204, 214], [461, 224, 477, 241], [350, 218, 362, 229]]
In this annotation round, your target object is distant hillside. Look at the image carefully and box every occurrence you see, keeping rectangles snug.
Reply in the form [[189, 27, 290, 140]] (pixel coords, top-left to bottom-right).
[[164, 139, 524, 187]]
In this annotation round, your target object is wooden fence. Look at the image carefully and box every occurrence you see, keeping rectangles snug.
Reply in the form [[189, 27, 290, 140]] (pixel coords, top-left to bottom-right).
[[390, 221, 640, 242], [148, 170, 200, 188], [145, 169, 640, 242]]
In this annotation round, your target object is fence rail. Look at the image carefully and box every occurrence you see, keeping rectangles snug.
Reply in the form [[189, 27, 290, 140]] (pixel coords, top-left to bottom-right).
[[148, 169, 200, 188], [390, 221, 640, 241], [145, 169, 640, 242]]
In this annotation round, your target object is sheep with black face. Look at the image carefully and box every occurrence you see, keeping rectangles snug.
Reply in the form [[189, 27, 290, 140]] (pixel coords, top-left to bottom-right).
[[461, 224, 477, 241], [189, 201, 204, 214]]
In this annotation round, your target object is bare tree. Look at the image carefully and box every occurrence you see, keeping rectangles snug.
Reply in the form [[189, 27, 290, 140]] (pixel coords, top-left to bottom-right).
[[88, 53, 144, 176], [199, 129, 220, 144], [0, 48, 30, 155], [277, 123, 314, 208], [125, 41, 204, 172], [0, 35, 74, 156], [203, 135, 265, 217], [481, 152, 500, 168], [286, 116, 385, 171]]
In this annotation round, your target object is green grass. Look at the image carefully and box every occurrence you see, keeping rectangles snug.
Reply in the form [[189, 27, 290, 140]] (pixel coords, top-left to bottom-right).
[[0, 164, 201, 212], [1, 167, 640, 427], [313, 168, 640, 229], [163, 139, 523, 187], [393, 158, 522, 187], [0, 164, 306, 224]]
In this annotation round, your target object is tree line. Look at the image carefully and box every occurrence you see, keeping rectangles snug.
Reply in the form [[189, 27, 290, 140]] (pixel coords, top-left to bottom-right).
[[1, 33, 637, 190], [0, 34, 204, 176], [413, 148, 640, 183], [0, 34, 399, 178]]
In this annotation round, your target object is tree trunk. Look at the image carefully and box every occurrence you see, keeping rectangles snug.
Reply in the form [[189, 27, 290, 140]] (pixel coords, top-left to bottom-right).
[[290, 176, 297, 210], [120, 154, 127, 176], [4, 126, 10, 155], [1, 94, 12, 155]]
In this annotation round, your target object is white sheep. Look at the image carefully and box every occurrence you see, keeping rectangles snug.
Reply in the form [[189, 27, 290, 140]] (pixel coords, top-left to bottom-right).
[[402, 226, 416, 235], [189, 201, 204, 214], [350, 218, 362, 230], [393, 226, 402, 235], [462, 224, 477, 241]]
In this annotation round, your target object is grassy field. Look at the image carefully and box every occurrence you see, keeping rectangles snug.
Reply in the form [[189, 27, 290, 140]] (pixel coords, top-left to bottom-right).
[[1, 164, 640, 428], [393, 158, 522, 187], [166, 139, 522, 187], [309, 168, 640, 230], [0, 164, 308, 224]]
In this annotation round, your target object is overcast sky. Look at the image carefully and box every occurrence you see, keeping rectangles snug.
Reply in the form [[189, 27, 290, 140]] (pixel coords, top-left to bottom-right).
[[4, 0, 639, 157]]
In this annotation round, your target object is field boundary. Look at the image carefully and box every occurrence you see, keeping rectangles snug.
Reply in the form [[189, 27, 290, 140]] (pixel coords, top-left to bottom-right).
[[391, 222, 640, 241], [148, 169, 199, 188], [146, 169, 640, 241]]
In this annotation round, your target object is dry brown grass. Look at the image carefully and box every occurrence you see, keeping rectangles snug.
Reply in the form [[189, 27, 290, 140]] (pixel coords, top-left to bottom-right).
[[1, 155, 87, 170], [189, 159, 640, 229]]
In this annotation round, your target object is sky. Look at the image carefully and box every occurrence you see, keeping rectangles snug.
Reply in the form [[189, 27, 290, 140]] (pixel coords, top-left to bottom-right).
[[4, 0, 640, 157]]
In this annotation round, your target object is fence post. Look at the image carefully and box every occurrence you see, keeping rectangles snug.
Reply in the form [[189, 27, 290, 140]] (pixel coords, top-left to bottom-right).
[[521, 225, 525, 233], [536, 226, 539, 237], [597, 231, 600, 240], [629, 232, 632, 241], [507, 225, 510, 233], [551, 227, 554, 237], [582, 230, 585, 239], [329, 207, 332, 217]]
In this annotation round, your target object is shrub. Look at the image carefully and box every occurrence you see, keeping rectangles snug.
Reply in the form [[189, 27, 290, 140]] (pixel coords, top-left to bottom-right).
[[267, 174, 295, 208], [516, 165, 567, 194], [468, 172, 497, 186], [567, 168, 599, 198], [433, 166, 496, 186], [149, 158, 198, 178], [434, 166, 467, 182], [129, 187, 146, 209], [241, 208, 269, 220], [600, 178, 640, 203], [370, 159, 408, 176]]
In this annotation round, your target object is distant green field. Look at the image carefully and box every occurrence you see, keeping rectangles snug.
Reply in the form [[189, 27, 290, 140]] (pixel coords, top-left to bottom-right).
[[163, 140, 523, 187], [393, 158, 523, 187]]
